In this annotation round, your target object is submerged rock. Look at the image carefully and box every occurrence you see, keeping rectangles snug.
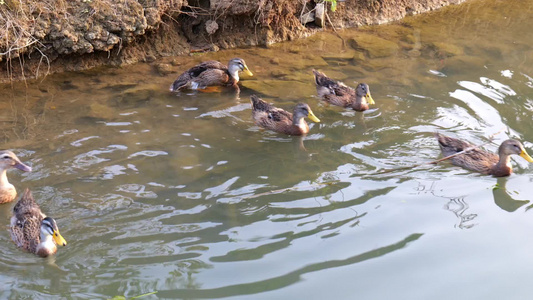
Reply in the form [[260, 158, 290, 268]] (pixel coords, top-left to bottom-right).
[[431, 42, 464, 57], [321, 51, 358, 63], [89, 103, 115, 119], [241, 80, 315, 100], [441, 55, 486, 74], [349, 33, 400, 58], [155, 63, 175, 76]]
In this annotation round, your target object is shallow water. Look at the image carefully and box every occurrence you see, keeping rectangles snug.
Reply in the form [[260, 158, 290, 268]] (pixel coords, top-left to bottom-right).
[[1, 0, 533, 299]]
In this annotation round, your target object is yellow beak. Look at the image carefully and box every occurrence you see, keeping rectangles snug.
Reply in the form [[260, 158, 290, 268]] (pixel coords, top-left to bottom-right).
[[243, 65, 253, 77], [53, 230, 67, 247], [307, 109, 320, 123], [366, 93, 376, 105], [520, 149, 533, 162]]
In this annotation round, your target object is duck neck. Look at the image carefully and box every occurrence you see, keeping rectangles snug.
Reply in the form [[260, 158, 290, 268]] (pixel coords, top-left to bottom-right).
[[0, 168, 9, 188], [494, 153, 512, 172], [292, 114, 309, 133], [228, 65, 240, 82], [36, 234, 56, 257], [351, 95, 368, 111]]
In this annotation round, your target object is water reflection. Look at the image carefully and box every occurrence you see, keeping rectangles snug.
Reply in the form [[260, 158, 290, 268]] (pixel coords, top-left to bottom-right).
[[492, 177, 530, 212], [0, 0, 533, 298], [157, 234, 423, 299], [444, 198, 477, 229]]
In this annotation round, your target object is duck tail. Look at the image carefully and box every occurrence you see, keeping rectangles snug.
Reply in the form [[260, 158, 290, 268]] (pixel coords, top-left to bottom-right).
[[312, 69, 331, 87], [434, 132, 452, 149], [21, 188, 32, 199], [250, 95, 270, 111], [13, 188, 36, 215]]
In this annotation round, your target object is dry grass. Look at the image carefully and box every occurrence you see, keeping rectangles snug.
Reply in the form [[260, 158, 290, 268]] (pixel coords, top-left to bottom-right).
[[0, 0, 66, 80]]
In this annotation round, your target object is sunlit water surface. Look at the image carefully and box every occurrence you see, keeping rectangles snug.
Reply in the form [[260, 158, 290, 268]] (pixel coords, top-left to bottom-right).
[[1, 0, 533, 299]]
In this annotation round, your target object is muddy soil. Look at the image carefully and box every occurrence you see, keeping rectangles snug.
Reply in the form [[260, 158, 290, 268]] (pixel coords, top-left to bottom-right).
[[0, 0, 465, 83]]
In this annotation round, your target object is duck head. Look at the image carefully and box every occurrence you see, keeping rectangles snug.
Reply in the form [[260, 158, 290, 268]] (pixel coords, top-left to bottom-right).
[[355, 83, 375, 105], [0, 150, 31, 172]]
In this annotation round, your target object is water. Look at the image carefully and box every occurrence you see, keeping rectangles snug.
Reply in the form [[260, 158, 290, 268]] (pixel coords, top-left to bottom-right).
[[1, 0, 533, 298]]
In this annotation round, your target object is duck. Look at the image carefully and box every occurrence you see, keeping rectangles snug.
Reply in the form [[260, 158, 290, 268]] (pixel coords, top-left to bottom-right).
[[312, 70, 375, 111], [10, 189, 67, 257], [250, 95, 320, 136], [434, 133, 533, 177], [0, 150, 32, 204], [169, 58, 253, 92]]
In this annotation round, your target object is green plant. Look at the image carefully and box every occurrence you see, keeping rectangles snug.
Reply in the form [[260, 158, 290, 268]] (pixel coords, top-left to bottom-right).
[[324, 0, 337, 12]]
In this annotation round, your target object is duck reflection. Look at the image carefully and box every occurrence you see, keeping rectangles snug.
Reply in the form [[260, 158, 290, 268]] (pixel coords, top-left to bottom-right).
[[444, 197, 477, 229], [415, 180, 478, 229], [492, 177, 529, 212]]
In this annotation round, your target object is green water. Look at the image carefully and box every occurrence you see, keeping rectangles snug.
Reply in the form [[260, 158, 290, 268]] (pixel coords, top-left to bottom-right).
[[1, 0, 533, 299]]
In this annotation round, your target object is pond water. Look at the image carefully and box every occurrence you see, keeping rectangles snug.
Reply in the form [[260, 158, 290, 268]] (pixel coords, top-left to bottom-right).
[[1, 0, 533, 299]]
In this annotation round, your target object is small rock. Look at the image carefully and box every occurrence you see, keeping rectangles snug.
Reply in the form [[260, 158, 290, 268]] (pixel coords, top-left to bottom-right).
[[270, 58, 280, 65], [300, 11, 315, 24], [170, 59, 182, 66], [315, 3, 325, 28], [144, 55, 156, 63], [155, 63, 175, 76], [205, 20, 219, 35]]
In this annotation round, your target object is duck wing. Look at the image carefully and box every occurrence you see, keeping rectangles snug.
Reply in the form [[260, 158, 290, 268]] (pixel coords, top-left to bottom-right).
[[434, 133, 498, 174], [13, 189, 42, 218], [11, 189, 44, 249], [250, 95, 293, 129], [313, 70, 355, 107], [170, 61, 228, 91]]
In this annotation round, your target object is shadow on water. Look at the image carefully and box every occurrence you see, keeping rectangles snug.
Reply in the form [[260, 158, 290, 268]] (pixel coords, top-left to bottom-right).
[[157, 233, 423, 299]]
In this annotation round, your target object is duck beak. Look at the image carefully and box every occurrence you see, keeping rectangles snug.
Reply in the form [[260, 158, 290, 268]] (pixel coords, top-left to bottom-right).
[[520, 149, 533, 162], [366, 93, 376, 105], [53, 230, 67, 247], [243, 65, 253, 77], [14, 161, 32, 172], [307, 110, 321, 123]]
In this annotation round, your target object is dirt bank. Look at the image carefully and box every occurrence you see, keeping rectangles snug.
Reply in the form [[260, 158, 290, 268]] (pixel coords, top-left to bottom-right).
[[0, 0, 465, 83]]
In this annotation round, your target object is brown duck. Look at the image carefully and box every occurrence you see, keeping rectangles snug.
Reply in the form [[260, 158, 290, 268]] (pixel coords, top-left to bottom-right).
[[313, 70, 375, 111], [0, 150, 32, 204], [170, 58, 253, 92], [10, 189, 67, 257], [250, 95, 320, 136], [435, 133, 533, 177]]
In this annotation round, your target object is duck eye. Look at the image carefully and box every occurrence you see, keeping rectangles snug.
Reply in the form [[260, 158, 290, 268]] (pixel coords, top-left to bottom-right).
[[2, 156, 10, 159]]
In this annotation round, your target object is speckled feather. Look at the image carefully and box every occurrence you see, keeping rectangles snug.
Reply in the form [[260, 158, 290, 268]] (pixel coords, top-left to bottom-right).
[[250, 95, 309, 136], [313, 70, 371, 111], [435, 133, 499, 175], [10, 189, 48, 254], [171, 61, 235, 91]]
